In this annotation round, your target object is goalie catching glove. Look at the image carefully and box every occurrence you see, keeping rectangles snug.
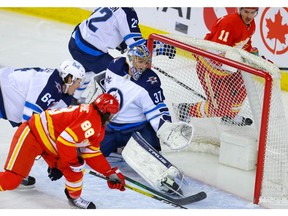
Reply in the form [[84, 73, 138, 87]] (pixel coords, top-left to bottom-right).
[[104, 167, 126, 191], [157, 121, 193, 150]]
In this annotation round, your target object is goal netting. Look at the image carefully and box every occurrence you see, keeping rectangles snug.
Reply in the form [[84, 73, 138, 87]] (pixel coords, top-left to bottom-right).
[[148, 33, 288, 205]]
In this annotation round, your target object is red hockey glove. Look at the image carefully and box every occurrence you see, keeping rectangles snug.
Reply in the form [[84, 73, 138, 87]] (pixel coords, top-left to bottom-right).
[[105, 167, 125, 191]]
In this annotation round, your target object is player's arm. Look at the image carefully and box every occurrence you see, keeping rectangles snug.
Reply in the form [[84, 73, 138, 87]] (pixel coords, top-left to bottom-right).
[[140, 85, 171, 132], [118, 8, 146, 49], [55, 127, 82, 168], [81, 139, 126, 191], [142, 84, 193, 150], [22, 75, 61, 122]]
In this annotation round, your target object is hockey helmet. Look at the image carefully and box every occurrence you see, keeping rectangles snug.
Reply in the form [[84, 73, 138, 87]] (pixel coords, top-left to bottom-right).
[[126, 44, 151, 80], [93, 93, 120, 114], [59, 59, 85, 83]]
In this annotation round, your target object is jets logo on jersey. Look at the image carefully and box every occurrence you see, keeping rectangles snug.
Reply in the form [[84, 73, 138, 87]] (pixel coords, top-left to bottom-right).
[[147, 76, 158, 84], [107, 88, 123, 109], [55, 81, 62, 93]]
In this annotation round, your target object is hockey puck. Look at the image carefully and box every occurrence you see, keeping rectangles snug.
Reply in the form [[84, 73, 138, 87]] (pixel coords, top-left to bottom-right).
[[245, 118, 253, 126]]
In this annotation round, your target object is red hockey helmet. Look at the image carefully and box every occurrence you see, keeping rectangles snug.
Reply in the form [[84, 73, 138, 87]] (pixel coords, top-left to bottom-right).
[[93, 93, 119, 114]]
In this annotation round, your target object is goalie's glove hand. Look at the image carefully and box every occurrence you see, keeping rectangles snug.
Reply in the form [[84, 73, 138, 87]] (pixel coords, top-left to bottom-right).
[[154, 41, 176, 59], [105, 167, 125, 191], [70, 156, 86, 173], [47, 167, 63, 181], [157, 121, 193, 150], [116, 41, 128, 54]]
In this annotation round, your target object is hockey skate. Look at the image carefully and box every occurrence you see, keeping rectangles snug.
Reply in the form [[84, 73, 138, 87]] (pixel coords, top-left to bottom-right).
[[64, 189, 96, 209], [17, 176, 36, 189], [221, 115, 253, 126]]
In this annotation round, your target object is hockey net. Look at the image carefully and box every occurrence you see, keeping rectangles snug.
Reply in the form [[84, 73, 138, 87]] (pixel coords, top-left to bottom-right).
[[147, 33, 288, 205]]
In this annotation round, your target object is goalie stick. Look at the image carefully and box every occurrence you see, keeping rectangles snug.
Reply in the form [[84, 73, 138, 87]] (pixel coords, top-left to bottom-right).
[[87, 169, 187, 209], [124, 174, 207, 205], [152, 66, 207, 100]]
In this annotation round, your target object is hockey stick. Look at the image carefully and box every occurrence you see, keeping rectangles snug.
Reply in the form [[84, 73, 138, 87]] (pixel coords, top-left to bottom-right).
[[124, 175, 207, 205], [87, 169, 187, 209], [152, 66, 207, 100]]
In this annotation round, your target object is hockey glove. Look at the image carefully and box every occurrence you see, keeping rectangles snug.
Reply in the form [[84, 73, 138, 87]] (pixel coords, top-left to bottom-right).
[[47, 167, 63, 181], [116, 41, 128, 54], [105, 167, 125, 191], [70, 156, 86, 173], [157, 121, 194, 150], [154, 41, 176, 59]]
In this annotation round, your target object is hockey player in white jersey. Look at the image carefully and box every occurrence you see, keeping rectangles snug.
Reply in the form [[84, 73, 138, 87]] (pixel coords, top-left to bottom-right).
[[68, 7, 176, 103], [0, 59, 85, 186], [68, 7, 146, 101], [99, 45, 193, 195]]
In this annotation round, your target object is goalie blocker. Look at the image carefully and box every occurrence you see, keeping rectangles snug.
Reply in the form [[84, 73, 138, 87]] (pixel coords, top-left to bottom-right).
[[122, 127, 193, 195]]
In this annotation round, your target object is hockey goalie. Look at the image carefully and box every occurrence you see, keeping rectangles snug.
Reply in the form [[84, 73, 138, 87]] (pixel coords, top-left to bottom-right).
[[80, 45, 193, 194]]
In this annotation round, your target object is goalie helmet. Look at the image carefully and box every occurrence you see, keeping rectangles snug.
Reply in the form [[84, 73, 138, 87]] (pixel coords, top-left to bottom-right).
[[126, 45, 151, 80], [93, 93, 119, 114], [58, 59, 85, 84]]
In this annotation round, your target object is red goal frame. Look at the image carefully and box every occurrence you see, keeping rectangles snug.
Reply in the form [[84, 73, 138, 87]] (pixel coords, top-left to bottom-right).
[[147, 33, 273, 204]]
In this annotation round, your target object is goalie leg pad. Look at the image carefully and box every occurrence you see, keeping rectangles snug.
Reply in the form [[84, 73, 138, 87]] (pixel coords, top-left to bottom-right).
[[122, 132, 182, 193]]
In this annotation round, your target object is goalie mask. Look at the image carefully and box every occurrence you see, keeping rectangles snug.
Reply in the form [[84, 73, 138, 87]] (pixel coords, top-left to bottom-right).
[[58, 59, 85, 93], [126, 45, 151, 81]]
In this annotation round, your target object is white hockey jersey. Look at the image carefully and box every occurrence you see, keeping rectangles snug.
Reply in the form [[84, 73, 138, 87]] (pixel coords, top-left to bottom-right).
[[0, 67, 72, 124], [104, 57, 171, 132], [72, 7, 146, 55]]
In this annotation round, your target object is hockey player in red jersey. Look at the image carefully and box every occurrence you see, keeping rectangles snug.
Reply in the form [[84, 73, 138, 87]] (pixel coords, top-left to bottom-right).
[[177, 7, 258, 126], [0, 93, 125, 209]]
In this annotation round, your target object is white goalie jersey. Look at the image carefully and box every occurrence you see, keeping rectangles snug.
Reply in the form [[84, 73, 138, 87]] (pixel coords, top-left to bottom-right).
[[104, 57, 171, 132]]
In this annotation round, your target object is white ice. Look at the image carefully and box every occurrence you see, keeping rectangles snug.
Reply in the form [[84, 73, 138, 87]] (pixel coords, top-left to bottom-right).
[[0, 9, 286, 215]]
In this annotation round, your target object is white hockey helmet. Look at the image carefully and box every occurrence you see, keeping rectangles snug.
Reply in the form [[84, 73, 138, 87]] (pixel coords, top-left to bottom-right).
[[126, 45, 151, 80], [58, 59, 85, 83]]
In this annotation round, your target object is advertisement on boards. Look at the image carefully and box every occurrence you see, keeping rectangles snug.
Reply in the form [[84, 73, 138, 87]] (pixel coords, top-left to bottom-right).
[[136, 7, 288, 68]]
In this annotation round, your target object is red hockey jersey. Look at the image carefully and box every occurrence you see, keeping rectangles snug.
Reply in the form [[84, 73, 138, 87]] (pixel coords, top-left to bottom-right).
[[205, 13, 256, 52], [29, 104, 111, 174]]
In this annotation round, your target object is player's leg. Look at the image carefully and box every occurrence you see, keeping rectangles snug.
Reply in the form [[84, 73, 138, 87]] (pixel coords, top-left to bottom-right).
[[1, 123, 43, 190]]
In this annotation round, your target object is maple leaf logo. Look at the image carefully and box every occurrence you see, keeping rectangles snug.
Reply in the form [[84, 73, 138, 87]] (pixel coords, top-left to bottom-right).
[[266, 10, 288, 52]]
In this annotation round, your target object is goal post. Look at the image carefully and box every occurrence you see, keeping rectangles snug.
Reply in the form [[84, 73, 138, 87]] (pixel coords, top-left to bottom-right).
[[147, 33, 288, 206]]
